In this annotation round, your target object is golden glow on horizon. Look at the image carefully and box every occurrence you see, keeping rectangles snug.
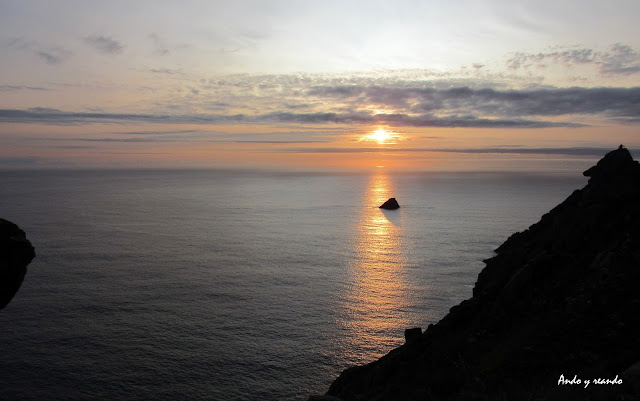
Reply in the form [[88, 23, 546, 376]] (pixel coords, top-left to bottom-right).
[[3, 121, 631, 170]]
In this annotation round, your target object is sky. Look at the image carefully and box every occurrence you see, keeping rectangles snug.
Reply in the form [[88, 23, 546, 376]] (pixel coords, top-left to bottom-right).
[[1, 0, 640, 171]]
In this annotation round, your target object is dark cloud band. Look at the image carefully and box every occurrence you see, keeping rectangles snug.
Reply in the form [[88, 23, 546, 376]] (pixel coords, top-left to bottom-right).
[[0, 108, 581, 128], [306, 85, 640, 119]]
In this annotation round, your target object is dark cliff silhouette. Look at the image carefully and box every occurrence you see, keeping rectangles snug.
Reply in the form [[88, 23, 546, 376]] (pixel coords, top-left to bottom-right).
[[0, 218, 35, 310], [317, 146, 640, 400]]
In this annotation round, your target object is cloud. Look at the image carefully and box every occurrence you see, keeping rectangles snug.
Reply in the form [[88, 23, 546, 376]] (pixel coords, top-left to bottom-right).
[[426, 87, 640, 118], [149, 33, 169, 56], [601, 44, 640, 75], [261, 112, 581, 128], [64, 137, 172, 143], [305, 85, 640, 120], [308, 85, 365, 97], [7, 37, 72, 64], [506, 48, 596, 70], [0, 157, 41, 168], [272, 147, 628, 157], [37, 49, 69, 64], [114, 129, 203, 135], [230, 140, 330, 144], [0, 109, 173, 125], [0, 108, 586, 128], [50, 137, 330, 144], [33, 129, 334, 144], [3, 81, 639, 128], [506, 44, 640, 76], [149, 68, 180, 74], [0, 85, 49, 91], [27, 107, 64, 113], [48, 145, 97, 149], [84, 35, 124, 54]]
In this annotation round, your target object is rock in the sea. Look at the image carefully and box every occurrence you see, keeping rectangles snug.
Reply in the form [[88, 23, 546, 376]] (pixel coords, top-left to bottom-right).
[[379, 198, 400, 210], [0, 218, 36, 310], [322, 146, 640, 400]]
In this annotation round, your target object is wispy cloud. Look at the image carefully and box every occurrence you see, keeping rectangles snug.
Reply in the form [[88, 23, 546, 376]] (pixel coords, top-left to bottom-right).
[[0, 85, 50, 91], [273, 147, 629, 156], [37, 48, 72, 64], [507, 48, 596, 70], [0, 157, 41, 168], [84, 35, 124, 54], [149, 33, 169, 56], [0, 108, 580, 128], [149, 68, 181, 75], [230, 140, 329, 144], [2, 75, 639, 128], [305, 85, 640, 120], [43, 137, 331, 144], [7, 37, 72, 65], [147, 33, 188, 56], [130, 51, 640, 117], [64, 137, 174, 143], [31, 128, 335, 145], [114, 129, 203, 135], [48, 145, 97, 149], [260, 112, 581, 128], [601, 44, 640, 75], [506, 44, 640, 75]]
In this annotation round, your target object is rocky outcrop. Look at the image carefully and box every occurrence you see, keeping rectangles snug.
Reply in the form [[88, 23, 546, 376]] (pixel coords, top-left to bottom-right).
[[0, 218, 36, 310], [379, 198, 400, 210], [320, 146, 640, 400]]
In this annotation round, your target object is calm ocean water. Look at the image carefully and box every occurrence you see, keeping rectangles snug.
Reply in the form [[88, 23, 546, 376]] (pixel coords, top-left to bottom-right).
[[0, 169, 585, 400]]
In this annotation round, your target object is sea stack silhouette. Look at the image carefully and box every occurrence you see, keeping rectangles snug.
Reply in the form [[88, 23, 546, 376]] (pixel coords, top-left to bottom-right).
[[379, 198, 400, 210], [315, 145, 640, 400], [0, 218, 35, 310]]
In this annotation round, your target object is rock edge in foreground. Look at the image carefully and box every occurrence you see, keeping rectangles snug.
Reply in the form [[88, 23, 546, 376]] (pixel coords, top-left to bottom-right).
[[0, 218, 36, 310]]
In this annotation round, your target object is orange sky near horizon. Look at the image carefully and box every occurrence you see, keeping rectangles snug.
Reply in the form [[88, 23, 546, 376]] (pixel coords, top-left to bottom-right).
[[2, 119, 631, 172], [2, 2, 640, 171]]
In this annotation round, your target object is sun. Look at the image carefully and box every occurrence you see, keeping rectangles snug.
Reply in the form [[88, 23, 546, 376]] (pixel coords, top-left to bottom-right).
[[370, 129, 392, 144], [363, 129, 398, 144], [360, 128, 404, 144]]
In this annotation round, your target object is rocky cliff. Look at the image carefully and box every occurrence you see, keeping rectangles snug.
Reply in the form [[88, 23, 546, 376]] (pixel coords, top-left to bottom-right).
[[0, 218, 36, 310], [319, 145, 640, 400]]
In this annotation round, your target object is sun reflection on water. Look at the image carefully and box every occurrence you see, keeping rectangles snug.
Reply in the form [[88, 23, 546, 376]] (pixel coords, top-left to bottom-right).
[[338, 172, 410, 364]]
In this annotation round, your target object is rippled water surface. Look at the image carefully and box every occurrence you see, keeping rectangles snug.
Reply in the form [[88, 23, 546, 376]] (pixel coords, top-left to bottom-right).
[[0, 169, 585, 400]]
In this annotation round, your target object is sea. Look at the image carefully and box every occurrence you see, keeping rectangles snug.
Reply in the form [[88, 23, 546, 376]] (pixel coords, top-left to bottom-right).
[[0, 168, 587, 400]]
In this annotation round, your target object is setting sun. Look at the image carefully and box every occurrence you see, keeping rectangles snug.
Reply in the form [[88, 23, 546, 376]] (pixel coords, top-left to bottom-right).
[[362, 129, 401, 144], [371, 129, 391, 143]]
